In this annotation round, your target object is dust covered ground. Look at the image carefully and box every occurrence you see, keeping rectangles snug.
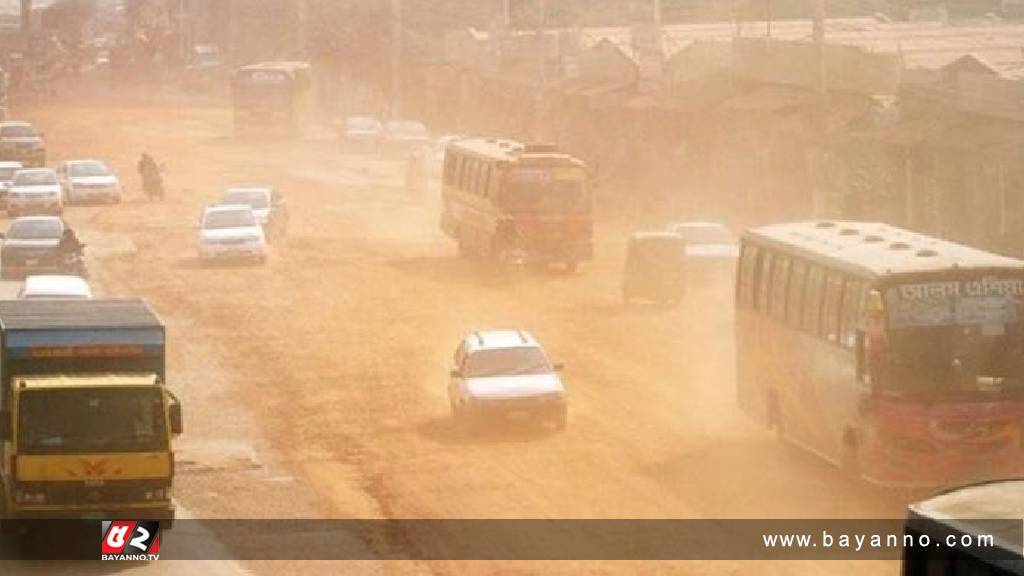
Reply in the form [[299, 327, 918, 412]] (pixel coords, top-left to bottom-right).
[[3, 87, 910, 575]]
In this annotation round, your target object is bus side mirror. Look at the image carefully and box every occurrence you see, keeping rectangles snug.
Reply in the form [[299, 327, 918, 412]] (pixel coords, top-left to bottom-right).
[[169, 402, 183, 435], [0, 410, 11, 440]]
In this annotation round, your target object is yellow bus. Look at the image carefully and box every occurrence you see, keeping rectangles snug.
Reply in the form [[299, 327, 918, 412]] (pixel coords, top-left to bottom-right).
[[736, 221, 1024, 485], [440, 139, 592, 271]]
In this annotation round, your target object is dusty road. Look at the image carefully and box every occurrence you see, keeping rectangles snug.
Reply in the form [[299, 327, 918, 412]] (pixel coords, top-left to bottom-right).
[[2, 93, 909, 575]]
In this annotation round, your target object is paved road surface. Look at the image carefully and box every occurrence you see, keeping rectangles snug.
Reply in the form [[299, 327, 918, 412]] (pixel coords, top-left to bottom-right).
[[0, 97, 911, 575]]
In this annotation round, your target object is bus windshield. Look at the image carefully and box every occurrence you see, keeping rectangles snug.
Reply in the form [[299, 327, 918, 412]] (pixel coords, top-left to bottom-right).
[[19, 387, 167, 454], [883, 276, 1024, 397], [501, 168, 586, 213]]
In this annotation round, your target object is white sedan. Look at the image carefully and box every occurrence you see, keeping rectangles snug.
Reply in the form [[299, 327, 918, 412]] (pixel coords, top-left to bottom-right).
[[18, 275, 93, 300], [198, 204, 267, 264], [58, 159, 122, 205], [666, 221, 739, 259], [447, 330, 567, 431]]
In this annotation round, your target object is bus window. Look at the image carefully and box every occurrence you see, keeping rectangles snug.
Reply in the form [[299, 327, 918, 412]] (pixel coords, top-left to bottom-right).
[[737, 243, 760, 308], [758, 251, 774, 314], [803, 265, 825, 335], [467, 160, 479, 193], [770, 255, 790, 321], [786, 259, 807, 327], [457, 156, 469, 190], [841, 279, 865, 348], [822, 272, 843, 342], [488, 167, 500, 199], [477, 164, 491, 197], [444, 153, 457, 185]]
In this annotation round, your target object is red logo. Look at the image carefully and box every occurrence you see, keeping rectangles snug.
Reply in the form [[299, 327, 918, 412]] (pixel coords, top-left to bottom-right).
[[101, 521, 161, 560]]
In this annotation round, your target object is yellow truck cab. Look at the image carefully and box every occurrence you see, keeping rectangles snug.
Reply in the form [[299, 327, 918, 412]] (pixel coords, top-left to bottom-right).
[[0, 299, 181, 528]]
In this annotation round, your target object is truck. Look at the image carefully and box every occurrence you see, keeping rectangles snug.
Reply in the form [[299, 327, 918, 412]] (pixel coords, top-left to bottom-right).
[[0, 299, 182, 528]]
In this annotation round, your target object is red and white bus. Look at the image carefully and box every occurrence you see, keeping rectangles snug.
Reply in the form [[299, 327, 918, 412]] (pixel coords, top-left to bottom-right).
[[736, 221, 1024, 486], [440, 139, 592, 270]]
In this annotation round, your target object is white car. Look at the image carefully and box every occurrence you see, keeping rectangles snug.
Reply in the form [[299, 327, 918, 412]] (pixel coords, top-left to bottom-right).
[[199, 204, 267, 263], [58, 159, 122, 204], [18, 275, 92, 300], [340, 116, 382, 153], [0, 160, 23, 208], [7, 168, 62, 217], [666, 222, 739, 259], [447, 330, 567, 430], [218, 187, 271, 225]]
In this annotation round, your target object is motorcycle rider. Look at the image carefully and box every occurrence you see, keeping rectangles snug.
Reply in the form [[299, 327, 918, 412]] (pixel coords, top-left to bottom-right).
[[138, 152, 163, 199], [57, 227, 85, 274]]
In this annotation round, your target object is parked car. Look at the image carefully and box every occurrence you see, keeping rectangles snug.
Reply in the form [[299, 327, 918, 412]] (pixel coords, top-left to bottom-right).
[[18, 274, 92, 300], [339, 116, 383, 153], [218, 186, 288, 241], [0, 160, 23, 209], [199, 204, 267, 264], [447, 330, 567, 431], [58, 159, 122, 205], [0, 216, 65, 280], [666, 221, 739, 259], [0, 121, 45, 167], [7, 168, 62, 217], [622, 232, 687, 306], [382, 120, 429, 158]]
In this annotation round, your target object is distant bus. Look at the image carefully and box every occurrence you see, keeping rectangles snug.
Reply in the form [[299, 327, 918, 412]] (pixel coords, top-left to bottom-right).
[[440, 138, 592, 270], [903, 479, 1023, 575], [736, 221, 1024, 485], [231, 61, 312, 136]]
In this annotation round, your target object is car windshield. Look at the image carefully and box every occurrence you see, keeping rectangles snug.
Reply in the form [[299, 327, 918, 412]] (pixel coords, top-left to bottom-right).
[[672, 225, 734, 245], [463, 347, 551, 378], [69, 161, 111, 178], [222, 190, 270, 209], [205, 209, 256, 229], [13, 170, 56, 186], [19, 387, 167, 454], [8, 219, 61, 239], [2, 125, 36, 138], [882, 276, 1024, 398]]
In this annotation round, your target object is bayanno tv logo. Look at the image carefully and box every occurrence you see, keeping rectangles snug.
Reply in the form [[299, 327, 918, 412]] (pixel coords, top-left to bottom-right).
[[100, 520, 161, 561]]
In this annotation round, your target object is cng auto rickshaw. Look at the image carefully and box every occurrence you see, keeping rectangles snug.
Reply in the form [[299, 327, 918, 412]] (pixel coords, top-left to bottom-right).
[[622, 232, 687, 306]]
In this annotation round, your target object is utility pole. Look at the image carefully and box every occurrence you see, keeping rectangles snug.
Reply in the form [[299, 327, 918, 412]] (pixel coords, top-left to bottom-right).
[[503, 0, 512, 27], [766, 0, 772, 37], [533, 0, 546, 141], [391, 0, 402, 120], [653, 0, 662, 26], [811, 0, 827, 217], [20, 0, 31, 53], [296, 0, 309, 58]]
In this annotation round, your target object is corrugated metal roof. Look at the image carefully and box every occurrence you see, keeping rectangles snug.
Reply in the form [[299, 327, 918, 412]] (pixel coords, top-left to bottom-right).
[[0, 299, 163, 331], [746, 221, 1024, 278]]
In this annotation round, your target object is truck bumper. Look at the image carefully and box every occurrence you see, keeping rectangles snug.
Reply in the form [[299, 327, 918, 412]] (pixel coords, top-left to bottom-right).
[[3, 501, 176, 531]]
